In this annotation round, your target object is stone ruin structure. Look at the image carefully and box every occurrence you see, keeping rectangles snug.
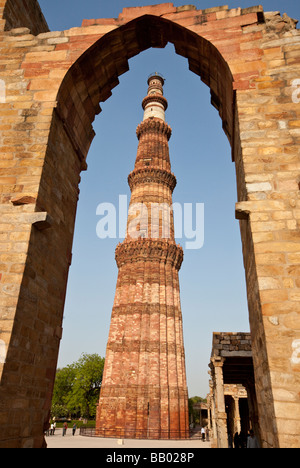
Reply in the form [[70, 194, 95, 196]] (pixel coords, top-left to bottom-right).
[[208, 332, 258, 448], [0, 0, 299, 448]]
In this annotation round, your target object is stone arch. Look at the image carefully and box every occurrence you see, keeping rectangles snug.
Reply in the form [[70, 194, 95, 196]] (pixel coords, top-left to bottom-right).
[[54, 14, 234, 176], [0, 2, 300, 448]]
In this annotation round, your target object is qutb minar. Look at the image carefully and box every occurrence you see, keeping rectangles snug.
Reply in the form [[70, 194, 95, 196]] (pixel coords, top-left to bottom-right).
[[96, 74, 189, 439]]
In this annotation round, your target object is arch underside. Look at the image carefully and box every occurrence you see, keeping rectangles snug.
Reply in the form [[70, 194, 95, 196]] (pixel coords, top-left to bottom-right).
[[56, 15, 234, 170]]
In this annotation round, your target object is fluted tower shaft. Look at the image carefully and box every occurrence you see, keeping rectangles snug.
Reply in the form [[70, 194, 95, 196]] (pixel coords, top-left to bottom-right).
[[96, 74, 189, 439]]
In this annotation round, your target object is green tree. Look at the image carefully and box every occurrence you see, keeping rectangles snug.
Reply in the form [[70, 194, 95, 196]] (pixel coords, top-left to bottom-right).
[[71, 353, 105, 418], [52, 364, 77, 417], [51, 353, 105, 419], [188, 396, 207, 425]]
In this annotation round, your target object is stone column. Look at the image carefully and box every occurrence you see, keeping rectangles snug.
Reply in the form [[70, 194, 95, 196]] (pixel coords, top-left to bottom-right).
[[212, 358, 228, 448], [207, 396, 212, 432], [246, 381, 261, 446], [209, 380, 217, 443], [233, 396, 241, 434]]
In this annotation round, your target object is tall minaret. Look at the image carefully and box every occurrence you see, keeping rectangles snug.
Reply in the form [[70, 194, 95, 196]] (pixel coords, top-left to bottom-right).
[[96, 74, 189, 439]]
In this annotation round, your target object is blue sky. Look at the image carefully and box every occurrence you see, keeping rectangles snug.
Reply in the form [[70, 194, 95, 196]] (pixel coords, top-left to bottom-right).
[[38, 0, 300, 397]]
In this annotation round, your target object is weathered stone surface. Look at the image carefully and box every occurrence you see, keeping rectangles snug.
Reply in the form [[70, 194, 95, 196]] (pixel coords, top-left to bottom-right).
[[3, 0, 49, 35]]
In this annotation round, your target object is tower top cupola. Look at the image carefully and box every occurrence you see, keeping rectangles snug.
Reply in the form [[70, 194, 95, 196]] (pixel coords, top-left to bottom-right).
[[142, 72, 168, 122], [147, 72, 165, 87]]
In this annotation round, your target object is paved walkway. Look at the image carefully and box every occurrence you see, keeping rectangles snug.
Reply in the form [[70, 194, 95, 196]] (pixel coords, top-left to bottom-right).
[[46, 429, 211, 449]]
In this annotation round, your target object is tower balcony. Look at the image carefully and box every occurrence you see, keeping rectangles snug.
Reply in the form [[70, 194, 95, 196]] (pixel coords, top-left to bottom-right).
[[128, 166, 177, 192], [115, 239, 184, 270]]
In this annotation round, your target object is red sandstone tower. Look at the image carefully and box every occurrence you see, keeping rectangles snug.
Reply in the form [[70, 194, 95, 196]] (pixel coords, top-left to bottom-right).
[[96, 74, 189, 439]]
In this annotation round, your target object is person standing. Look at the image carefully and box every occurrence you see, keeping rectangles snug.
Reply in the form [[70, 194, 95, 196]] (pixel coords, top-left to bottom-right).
[[62, 422, 68, 437], [234, 432, 240, 448], [247, 430, 260, 448]]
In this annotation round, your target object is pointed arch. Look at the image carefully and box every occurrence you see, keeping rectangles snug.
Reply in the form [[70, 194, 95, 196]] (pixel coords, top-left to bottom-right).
[[54, 15, 234, 172]]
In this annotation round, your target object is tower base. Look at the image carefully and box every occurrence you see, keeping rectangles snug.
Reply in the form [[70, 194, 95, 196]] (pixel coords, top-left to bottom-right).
[[96, 384, 189, 440]]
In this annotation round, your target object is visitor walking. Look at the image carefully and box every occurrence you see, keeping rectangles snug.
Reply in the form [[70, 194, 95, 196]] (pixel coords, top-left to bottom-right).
[[247, 430, 260, 448], [72, 423, 77, 436], [240, 431, 247, 448], [201, 427, 205, 442], [234, 432, 240, 448], [62, 422, 68, 437]]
